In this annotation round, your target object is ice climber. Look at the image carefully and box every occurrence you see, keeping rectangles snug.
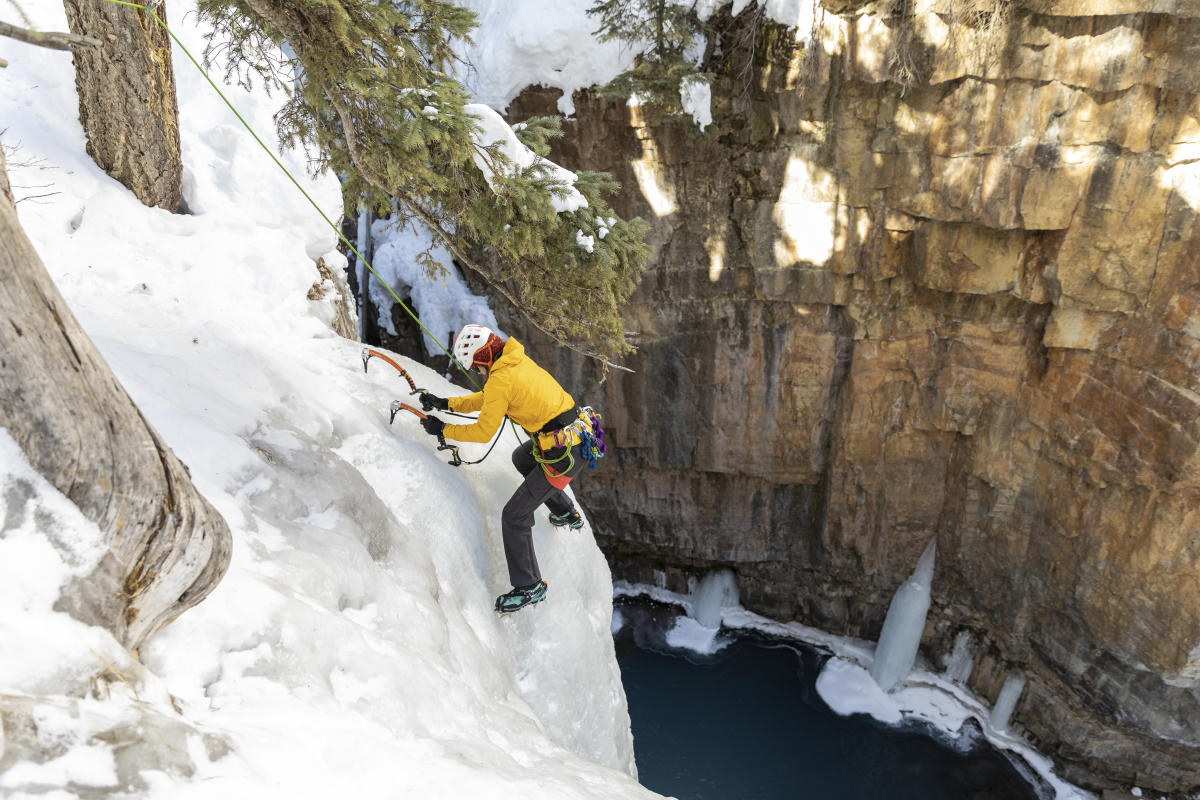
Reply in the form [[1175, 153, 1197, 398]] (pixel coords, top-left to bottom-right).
[[418, 324, 604, 613]]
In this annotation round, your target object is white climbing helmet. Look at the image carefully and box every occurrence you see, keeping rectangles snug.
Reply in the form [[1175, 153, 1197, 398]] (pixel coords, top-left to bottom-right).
[[453, 323, 503, 368]]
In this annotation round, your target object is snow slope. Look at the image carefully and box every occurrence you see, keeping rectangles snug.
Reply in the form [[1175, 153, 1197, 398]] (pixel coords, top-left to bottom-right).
[[0, 4, 660, 798]]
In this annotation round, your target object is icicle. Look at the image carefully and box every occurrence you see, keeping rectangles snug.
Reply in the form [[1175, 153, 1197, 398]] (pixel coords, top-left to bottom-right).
[[989, 671, 1026, 733], [689, 569, 738, 630], [870, 538, 936, 692]]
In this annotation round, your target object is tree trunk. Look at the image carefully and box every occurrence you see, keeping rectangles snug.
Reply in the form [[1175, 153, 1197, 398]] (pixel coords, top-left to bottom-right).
[[62, 0, 184, 212], [0, 148, 229, 653]]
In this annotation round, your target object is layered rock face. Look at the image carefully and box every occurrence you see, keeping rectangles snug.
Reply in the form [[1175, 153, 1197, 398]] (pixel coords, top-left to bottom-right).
[[497, 0, 1200, 792]]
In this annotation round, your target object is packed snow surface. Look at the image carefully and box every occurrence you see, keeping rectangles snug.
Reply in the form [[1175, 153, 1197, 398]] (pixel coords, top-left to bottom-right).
[[0, 4, 661, 798]]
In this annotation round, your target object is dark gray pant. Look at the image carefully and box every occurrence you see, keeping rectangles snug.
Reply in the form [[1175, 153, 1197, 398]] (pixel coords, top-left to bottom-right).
[[501, 440, 587, 588]]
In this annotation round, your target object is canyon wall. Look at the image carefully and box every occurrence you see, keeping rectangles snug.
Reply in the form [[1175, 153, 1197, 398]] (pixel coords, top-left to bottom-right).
[[495, 0, 1200, 792]]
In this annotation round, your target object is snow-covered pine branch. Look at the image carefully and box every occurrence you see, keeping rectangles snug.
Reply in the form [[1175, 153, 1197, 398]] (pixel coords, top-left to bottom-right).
[[198, 0, 651, 365]]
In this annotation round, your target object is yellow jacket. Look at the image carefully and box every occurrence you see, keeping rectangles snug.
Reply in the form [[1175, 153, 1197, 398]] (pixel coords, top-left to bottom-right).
[[444, 338, 575, 444]]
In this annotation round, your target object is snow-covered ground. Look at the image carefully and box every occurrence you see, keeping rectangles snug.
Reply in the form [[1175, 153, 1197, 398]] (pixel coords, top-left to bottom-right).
[[0, 4, 662, 798]]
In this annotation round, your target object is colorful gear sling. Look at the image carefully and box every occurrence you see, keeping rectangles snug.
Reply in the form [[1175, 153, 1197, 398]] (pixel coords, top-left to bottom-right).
[[533, 407, 607, 489]]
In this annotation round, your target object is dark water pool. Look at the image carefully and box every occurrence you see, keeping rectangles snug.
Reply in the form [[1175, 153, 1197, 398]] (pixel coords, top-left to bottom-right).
[[613, 598, 1041, 800]]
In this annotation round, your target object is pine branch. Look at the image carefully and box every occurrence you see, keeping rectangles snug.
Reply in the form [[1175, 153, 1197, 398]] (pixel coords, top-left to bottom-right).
[[397, 190, 634, 373], [206, 0, 646, 369], [322, 78, 634, 373], [402, 201, 634, 373]]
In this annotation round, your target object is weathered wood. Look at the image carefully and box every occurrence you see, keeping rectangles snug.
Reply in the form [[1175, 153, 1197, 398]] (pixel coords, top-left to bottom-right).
[[62, 0, 183, 212], [0, 20, 102, 50], [0, 148, 230, 652]]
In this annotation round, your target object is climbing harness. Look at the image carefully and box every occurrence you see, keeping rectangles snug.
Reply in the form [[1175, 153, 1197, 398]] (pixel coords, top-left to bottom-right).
[[579, 407, 608, 469], [531, 406, 607, 489]]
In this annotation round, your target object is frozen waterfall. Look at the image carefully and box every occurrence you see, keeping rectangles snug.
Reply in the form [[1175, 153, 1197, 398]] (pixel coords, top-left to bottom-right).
[[989, 671, 1027, 733], [691, 569, 739, 629], [870, 538, 937, 692], [942, 630, 976, 685], [665, 569, 739, 653]]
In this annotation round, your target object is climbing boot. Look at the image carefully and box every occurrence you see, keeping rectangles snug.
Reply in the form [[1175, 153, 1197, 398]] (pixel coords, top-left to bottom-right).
[[548, 510, 583, 530], [495, 581, 548, 613]]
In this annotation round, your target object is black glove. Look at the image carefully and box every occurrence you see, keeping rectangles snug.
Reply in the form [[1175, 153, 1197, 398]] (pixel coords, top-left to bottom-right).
[[419, 392, 449, 412], [421, 415, 445, 437]]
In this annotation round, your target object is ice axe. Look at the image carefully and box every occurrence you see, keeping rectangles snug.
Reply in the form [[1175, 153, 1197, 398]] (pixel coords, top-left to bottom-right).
[[362, 348, 444, 410], [389, 401, 463, 467]]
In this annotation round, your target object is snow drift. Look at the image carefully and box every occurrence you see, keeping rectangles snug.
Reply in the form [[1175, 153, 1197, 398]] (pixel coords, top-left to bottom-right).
[[0, 4, 660, 798]]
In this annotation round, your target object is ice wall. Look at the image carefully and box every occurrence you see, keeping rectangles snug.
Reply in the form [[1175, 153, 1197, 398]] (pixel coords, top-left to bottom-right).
[[663, 569, 739, 654]]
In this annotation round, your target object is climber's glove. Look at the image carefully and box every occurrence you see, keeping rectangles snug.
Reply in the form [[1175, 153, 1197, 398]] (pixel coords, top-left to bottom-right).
[[421, 415, 446, 437], [419, 392, 449, 412]]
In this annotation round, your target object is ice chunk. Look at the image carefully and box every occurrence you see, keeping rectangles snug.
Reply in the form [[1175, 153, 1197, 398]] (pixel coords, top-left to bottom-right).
[[665, 615, 724, 654], [816, 657, 903, 724]]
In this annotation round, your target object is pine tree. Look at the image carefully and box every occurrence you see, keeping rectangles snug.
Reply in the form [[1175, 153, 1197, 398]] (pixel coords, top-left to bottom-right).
[[588, 0, 712, 126], [198, 0, 651, 368]]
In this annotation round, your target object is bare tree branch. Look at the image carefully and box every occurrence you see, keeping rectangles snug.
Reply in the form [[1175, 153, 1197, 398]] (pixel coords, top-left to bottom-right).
[[0, 20, 101, 51], [15, 191, 61, 203]]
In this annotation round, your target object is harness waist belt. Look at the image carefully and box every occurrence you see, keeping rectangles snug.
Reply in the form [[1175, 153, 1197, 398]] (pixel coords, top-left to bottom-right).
[[534, 407, 589, 452], [536, 406, 581, 436]]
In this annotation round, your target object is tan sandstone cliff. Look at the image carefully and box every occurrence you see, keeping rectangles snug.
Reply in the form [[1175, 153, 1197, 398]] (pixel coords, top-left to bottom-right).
[[493, 0, 1200, 793]]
